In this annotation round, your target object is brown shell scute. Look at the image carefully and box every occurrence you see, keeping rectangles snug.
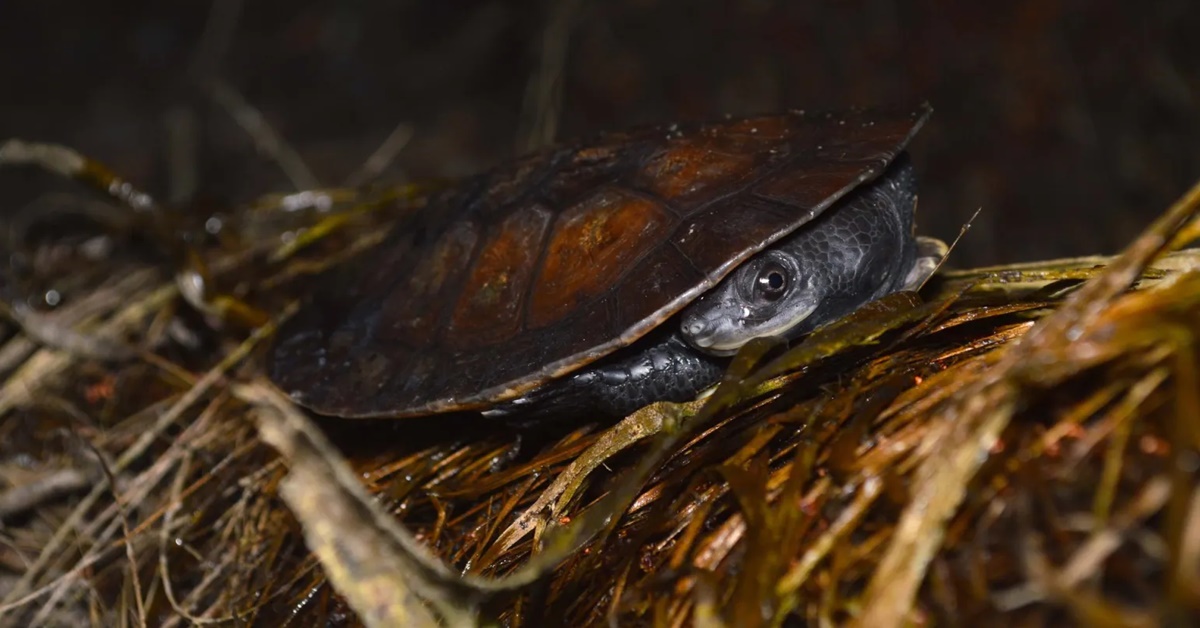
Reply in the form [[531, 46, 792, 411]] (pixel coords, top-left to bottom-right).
[[636, 143, 759, 203], [752, 160, 875, 207], [447, 205, 551, 346], [376, 220, 480, 348], [530, 189, 674, 329], [269, 105, 931, 418]]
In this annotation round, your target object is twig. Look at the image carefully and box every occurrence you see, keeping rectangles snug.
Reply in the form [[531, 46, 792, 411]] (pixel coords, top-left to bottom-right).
[[516, 0, 583, 152], [346, 122, 414, 188], [0, 469, 93, 522], [207, 78, 320, 191]]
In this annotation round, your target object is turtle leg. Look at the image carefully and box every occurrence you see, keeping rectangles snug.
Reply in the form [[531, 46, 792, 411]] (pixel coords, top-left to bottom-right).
[[485, 330, 726, 423], [901, 235, 949, 291]]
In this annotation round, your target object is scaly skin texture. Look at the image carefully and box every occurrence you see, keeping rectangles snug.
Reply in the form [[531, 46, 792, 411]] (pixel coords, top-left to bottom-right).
[[487, 156, 919, 421], [484, 330, 725, 421]]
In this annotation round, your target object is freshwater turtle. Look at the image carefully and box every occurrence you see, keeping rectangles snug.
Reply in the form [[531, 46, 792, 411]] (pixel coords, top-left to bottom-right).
[[269, 105, 944, 420]]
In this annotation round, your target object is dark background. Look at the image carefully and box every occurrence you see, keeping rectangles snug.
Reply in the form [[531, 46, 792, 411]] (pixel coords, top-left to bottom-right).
[[3, 0, 1199, 265]]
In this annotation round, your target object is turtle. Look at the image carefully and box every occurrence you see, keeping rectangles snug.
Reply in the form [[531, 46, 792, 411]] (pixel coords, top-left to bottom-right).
[[268, 105, 945, 421]]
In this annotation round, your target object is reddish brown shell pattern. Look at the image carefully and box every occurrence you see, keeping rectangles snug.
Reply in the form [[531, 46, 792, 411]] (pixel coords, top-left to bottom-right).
[[269, 105, 931, 417]]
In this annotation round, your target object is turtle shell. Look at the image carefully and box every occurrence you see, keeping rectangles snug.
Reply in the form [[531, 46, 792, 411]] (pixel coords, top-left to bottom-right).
[[269, 105, 931, 418]]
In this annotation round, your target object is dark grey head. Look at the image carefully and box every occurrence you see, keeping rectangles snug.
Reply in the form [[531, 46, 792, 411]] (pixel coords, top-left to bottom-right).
[[680, 155, 922, 356]]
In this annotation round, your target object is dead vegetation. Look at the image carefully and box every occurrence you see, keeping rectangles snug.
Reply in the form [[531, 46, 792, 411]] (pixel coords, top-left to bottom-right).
[[1, 133, 1200, 627]]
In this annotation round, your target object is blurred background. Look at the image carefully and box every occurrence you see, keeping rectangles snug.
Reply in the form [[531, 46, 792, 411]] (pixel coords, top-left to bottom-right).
[[3, 0, 1199, 265]]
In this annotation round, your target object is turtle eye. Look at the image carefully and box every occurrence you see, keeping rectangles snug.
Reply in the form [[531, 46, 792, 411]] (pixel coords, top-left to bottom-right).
[[755, 262, 789, 300]]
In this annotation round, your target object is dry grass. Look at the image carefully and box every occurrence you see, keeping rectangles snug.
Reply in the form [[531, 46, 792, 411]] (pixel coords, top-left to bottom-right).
[[2, 138, 1200, 627]]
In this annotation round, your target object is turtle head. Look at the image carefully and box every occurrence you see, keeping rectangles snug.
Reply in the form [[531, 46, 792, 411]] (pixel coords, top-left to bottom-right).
[[680, 154, 922, 357], [679, 247, 824, 357]]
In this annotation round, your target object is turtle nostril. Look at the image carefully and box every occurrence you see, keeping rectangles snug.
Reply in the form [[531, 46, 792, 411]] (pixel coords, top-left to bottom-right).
[[682, 318, 706, 337]]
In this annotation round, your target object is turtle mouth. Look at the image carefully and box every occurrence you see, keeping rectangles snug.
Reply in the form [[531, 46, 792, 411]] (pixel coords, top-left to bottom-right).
[[680, 308, 744, 356], [681, 298, 820, 357], [683, 328, 742, 357]]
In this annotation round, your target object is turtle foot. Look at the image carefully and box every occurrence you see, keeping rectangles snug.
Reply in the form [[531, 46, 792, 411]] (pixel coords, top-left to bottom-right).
[[901, 235, 949, 291]]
